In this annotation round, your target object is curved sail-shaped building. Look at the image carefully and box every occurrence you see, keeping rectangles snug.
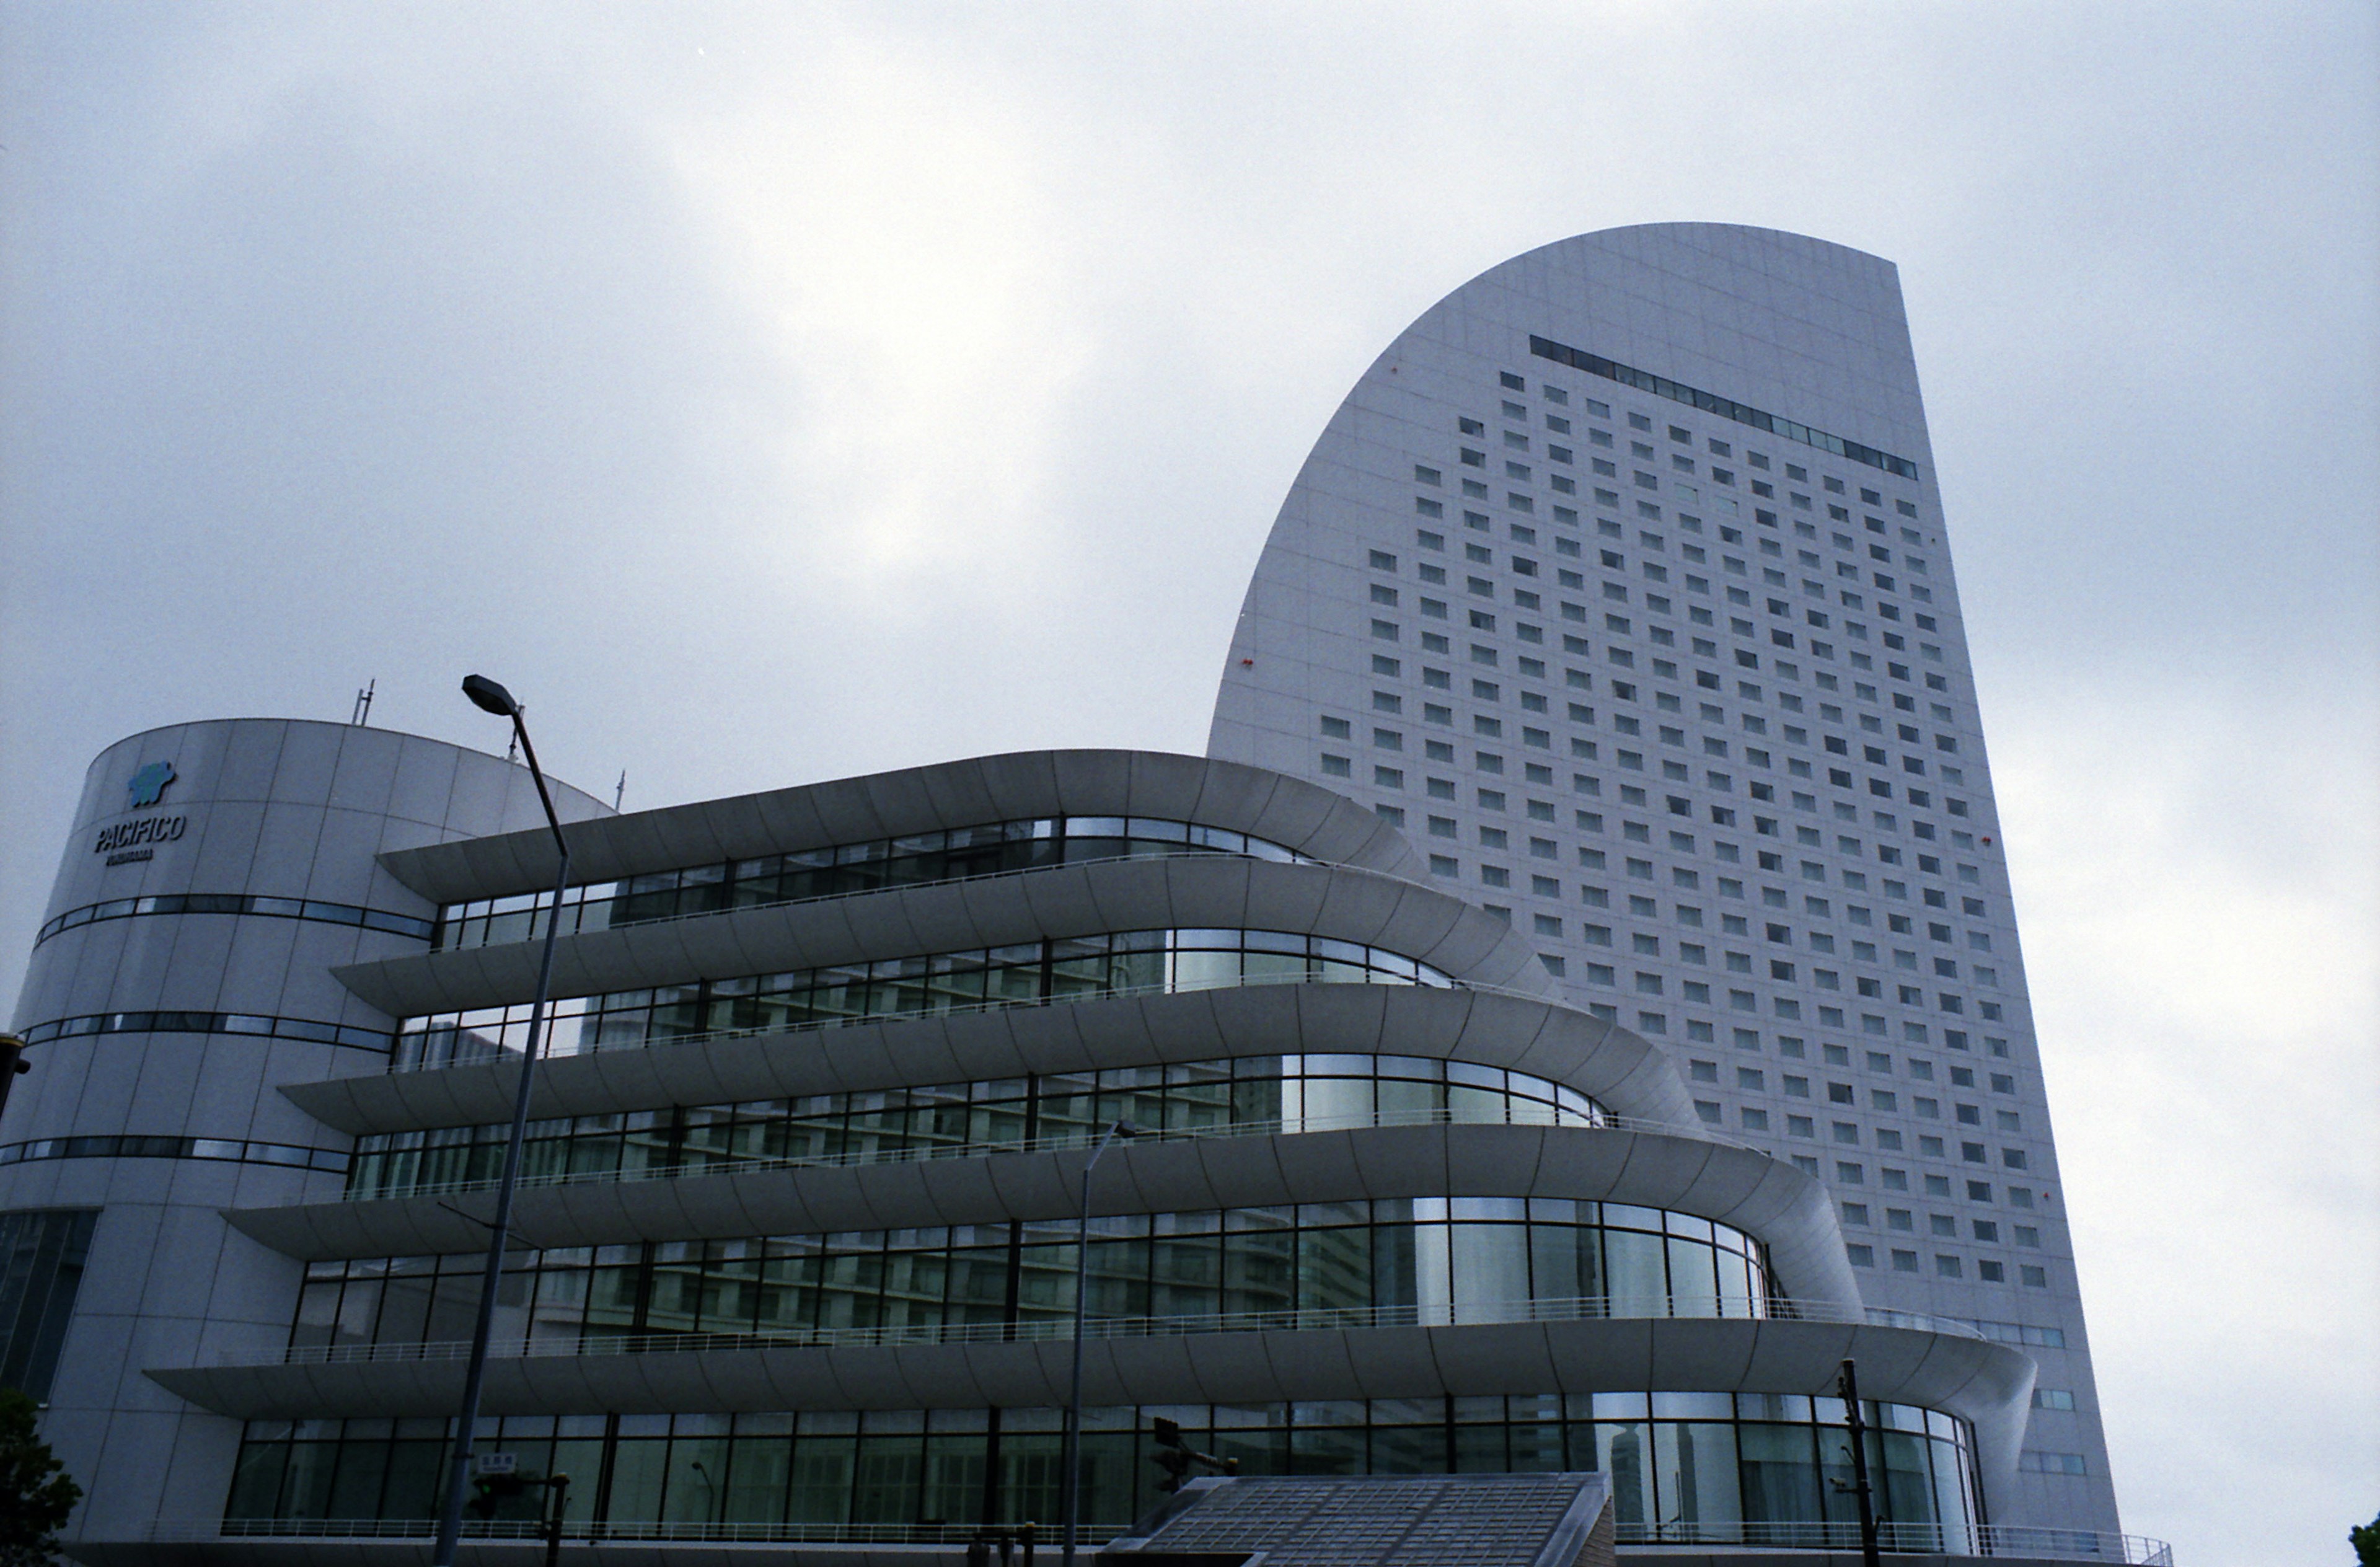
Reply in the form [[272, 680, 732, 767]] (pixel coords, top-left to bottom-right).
[[1209, 223, 2127, 1542], [1, 226, 2161, 1565]]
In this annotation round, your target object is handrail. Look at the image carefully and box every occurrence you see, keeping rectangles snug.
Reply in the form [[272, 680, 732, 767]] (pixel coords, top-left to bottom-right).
[[386, 965, 1602, 1075], [161, 1517, 2175, 1562], [180, 1519, 1098, 1544], [340, 1104, 1773, 1205], [430, 844, 1322, 953], [1616, 1520, 2176, 1563], [215, 1292, 1986, 1369]]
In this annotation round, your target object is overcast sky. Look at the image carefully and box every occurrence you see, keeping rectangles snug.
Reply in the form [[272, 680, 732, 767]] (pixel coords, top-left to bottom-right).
[[2, 4, 2374, 1561]]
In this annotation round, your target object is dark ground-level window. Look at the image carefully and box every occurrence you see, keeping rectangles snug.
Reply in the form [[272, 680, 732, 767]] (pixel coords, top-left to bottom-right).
[[0, 1207, 99, 1400], [224, 1394, 1977, 1546]]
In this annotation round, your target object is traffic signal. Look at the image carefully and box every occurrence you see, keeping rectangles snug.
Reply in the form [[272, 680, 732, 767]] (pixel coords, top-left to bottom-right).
[[1150, 1417, 1237, 1492], [1152, 1418, 1195, 1492], [468, 1470, 529, 1519]]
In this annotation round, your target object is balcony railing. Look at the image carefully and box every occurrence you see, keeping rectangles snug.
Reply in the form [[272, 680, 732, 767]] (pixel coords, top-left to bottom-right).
[[161, 1516, 2175, 1562], [339, 1103, 1777, 1206], [1619, 1519, 2175, 1563], [210, 1291, 1986, 1371], [187, 1518, 1083, 1545]]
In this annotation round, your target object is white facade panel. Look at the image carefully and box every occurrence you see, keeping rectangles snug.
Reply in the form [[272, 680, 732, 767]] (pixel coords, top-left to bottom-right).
[[1206, 224, 2123, 1537]]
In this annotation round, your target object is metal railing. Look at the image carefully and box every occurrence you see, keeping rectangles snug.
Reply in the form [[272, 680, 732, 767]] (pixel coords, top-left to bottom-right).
[[187, 1517, 1093, 1545], [165, 1516, 2174, 1561], [1616, 1519, 2174, 1563], [390, 963, 1465, 1074], [340, 1103, 1777, 1206], [218, 1292, 1988, 1371], [431, 843, 1323, 955]]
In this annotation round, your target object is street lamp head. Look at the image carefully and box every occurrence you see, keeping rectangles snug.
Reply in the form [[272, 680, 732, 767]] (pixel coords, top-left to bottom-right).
[[1114, 1121, 1142, 1139], [461, 674, 521, 718]]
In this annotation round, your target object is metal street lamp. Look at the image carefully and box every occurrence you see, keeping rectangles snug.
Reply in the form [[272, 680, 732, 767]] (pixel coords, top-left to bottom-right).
[[1060, 1119, 1139, 1566], [433, 675, 576, 1567], [1835, 1357, 1883, 1567]]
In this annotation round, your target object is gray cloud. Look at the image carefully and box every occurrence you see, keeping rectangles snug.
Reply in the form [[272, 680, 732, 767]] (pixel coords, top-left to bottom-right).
[[2, 5, 2374, 1561]]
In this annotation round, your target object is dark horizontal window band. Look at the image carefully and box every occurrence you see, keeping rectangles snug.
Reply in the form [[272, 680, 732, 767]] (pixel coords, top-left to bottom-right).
[[17, 1012, 392, 1051], [0, 1134, 348, 1175], [435, 816, 1318, 954], [1530, 335, 1921, 482], [35, 894, 435, 947]]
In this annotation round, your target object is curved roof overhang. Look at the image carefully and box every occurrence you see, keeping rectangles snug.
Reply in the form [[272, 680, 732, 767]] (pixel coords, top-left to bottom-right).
[[224, 1120, 1858, 1309], [286, 984, 1697, 1136], [149, 1315, 2029, 1494], [375, 749, 1428, 906]]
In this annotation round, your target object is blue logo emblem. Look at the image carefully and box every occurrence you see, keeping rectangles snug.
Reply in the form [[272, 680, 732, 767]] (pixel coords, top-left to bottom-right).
[[128, 761, 177, 810]]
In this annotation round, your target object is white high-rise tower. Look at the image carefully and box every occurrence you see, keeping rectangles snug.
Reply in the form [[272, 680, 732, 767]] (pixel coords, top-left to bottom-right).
[[1209, 223, 2122, 1536]]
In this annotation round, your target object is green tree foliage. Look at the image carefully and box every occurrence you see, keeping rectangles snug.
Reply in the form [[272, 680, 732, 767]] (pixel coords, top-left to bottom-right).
[[0, 1389, 80, 1566], [2351, 1508, 2380, 1567]]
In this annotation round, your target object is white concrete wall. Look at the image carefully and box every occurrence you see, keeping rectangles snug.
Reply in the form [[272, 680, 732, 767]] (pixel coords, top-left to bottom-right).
[[2, 718, 606, 1542]]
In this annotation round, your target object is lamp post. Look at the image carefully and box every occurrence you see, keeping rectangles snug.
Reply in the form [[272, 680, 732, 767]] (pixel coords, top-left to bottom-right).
[[1060, 1119, 1139, 1566], [432, 674, 575, 1567], [1836, 1357, 1883, 1567]]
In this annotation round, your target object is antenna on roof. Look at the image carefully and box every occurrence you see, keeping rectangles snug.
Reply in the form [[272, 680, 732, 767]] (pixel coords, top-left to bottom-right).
[[614, 771, 627, 811], [350, 679, 376, 726]]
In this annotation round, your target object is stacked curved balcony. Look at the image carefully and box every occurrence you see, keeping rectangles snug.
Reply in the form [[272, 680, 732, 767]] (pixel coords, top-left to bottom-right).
[[148, 751, 2037, 1548]]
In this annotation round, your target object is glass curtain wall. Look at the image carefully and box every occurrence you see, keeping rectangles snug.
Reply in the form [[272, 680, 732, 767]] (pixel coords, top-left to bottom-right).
[[433, 818, 1315, 953], [224, 1394, 1978, 1547], [289, 1198, 1771, 1353], [345, 1054, 1610, 1199], [396, 930, 1452, 1069]]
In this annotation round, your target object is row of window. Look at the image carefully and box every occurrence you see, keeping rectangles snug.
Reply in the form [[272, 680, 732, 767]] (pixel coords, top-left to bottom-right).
[[290, 1198, 1774, 1354], [1351, 751, 1978, 858], [1589, 1005, 2011, 1061], [1846, 1247, 2050, 1287], [1358, 765, 1980, 852], [35, 891, 434, 948], [1448, 440, 1921, 559], [1692, 1060, 2021, 1117], [1409, 829, 1994, 934], [15, 1009, 392, 1051], [1845, 1203, 2045, 1247], [346, 1054, 1611, 1201], [1548, 914, 1991, 971], [1374, 552, 1949, 684], [225, 1392, 1976, 1537], [0, 1133, 348, 1176], [1519, 342, 1926, 481], [1348, 669, 1958, 800], [1605, 972, 1998, 1027], [1344, 696, 1962, 798], [1385, 527, 1937, 625], [1604, 999, 2008, 1046], [1661, 1025, 2010, 1064], [394, 930, 1452, 1070], [1699, 1107, 2030, 1170], [1413, 493, 1939, 616], [1359, 633, 1962, 753], [435, 816, 1313, 952], [1350, 741, 1988, 895]]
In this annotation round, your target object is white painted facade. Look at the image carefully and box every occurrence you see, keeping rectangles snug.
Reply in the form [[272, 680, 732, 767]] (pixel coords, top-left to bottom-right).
[[1209, 223, 2122, 1535]]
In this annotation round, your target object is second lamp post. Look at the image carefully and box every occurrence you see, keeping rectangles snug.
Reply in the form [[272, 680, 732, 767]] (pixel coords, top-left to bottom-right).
[[431, 674, 575, 1567], [1059, 1119, 1139, 1565]]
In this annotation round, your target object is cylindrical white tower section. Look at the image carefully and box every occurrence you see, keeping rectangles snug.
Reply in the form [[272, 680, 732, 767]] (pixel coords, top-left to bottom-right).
[[0, 718, 606, 1540]]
